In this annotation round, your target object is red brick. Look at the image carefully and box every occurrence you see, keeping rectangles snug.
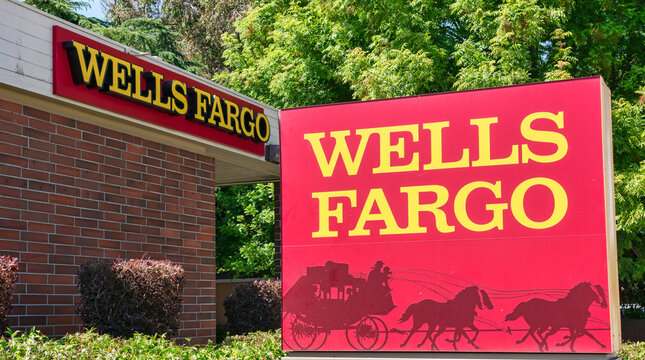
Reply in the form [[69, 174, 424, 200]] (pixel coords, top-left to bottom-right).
[[75, 141, 99, 153], [50, 214, 74, 226], [81, 247, 104, 257], [20, 315, 48, 326], [50, 114, 75, 127], [56, 126, 81, 138], [56, 145, 80, 158], [29, 117, 55, 133], [55, 225, 80, 235], [27, 284, 54, 294], [27, 242, 55, 253], [0, 142, 21, 156], [22, 252, 49, 263], [54, 265, 77, 275], [26, 264, 55, 274], [48, 295, 74, 304], [23, 106, 50, 121], [54, 245, 80, 255], [50, 194, 74, 205], [106, 138, 127, 150], [50, 174, 74, 186], [22, 127, 50, 141], [48, 275, 74, 284], [49, 255, 75, 265], [54, 285, 77, 294], [0, 99, 22, 113], [76, 121, 99, 134], [20, 294, 48, 304], [80, 228, 103, 238], [28, 222, 55, 233], [48, 315, 74, 325], [0, 229, 20, 240], [22, 189, 49, 202], [49, 234, 74, 245]]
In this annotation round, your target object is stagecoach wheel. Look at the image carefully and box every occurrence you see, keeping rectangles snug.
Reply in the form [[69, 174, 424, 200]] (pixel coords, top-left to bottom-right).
[[287, 314, 328, 350], [345, 316, 388, 350], [370, 317, 389, 350]]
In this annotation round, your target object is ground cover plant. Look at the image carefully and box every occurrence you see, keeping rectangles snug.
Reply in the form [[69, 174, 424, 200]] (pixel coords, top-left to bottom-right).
[[0, 328, 286, 360], [621, 342, 645, 360]]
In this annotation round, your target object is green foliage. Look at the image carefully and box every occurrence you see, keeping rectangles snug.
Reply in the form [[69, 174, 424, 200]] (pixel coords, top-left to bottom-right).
[[223, 280, 282, 335], [25, 0, 89, 24], [215, 0, 459, 108], [26, 0, 202, 73], [451, 0, 566, 90], [77, 258, 185, 338], [620, 341, 645, 360], [104, 0, 253, 75], [612, 94, 645, 293], [216, 184, 275, 278], [0, 328, 287, 359], [85, 17, 204, 73]]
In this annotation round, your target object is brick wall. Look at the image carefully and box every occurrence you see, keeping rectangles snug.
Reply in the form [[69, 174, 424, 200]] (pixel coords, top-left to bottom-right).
[[0, 98, 217, 343]]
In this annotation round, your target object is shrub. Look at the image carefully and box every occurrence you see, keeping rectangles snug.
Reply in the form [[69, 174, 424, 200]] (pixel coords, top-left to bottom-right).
[[0, 328, 287, 360], [0, 256, 18, 334], [76, 258, 184, 337], [224, 280, 281, 334], [620, 341, 645, 360]]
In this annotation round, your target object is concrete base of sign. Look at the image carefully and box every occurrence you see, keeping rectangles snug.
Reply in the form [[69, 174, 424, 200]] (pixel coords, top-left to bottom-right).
[[285, 353, 619, 360]]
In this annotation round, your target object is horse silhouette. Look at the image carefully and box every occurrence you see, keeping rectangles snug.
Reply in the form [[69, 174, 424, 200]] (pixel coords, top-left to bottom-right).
[[504, 282, 607, 352], [398, 286, 493, 350]]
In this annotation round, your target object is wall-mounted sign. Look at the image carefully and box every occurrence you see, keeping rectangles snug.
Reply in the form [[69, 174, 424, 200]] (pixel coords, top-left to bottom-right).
[[280, 77, 620, 354], [53, 26, 268, 155]]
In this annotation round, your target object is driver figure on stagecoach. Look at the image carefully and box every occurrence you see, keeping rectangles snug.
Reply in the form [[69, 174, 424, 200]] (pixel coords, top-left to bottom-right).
[[364, 260, 395, 314]]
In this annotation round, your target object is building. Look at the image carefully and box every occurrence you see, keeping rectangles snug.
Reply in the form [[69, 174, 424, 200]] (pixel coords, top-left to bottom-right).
[[0, 0, 280, 343]]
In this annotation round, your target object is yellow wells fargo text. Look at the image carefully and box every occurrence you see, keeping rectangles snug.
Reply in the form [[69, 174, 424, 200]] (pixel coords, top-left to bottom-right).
[[304, 111, 569, 237], [63, 40, 270, 143]]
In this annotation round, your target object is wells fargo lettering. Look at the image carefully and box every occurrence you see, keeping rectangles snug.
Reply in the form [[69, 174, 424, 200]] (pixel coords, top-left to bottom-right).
[[304, 111, 569, 237], [63, 40, 270, 143]]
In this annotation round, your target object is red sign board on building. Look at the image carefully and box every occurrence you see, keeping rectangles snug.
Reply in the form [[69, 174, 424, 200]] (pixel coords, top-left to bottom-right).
[[280, 77, 619, 353], [52, 26, 268, 156]]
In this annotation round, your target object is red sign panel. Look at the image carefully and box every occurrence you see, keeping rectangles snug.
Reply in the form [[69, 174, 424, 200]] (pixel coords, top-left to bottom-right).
[[53, 26, 267, 155], [280, 77, 618, 353]]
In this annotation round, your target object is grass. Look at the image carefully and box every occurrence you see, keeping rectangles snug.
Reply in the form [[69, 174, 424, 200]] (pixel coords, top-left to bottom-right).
[[0, 328, 287, 360]]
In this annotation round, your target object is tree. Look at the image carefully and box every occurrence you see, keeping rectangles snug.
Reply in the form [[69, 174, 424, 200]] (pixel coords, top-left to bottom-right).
[[27, 0, 200, 73], [215, 0, 463, 108], [218, 0, 645, 304], [103, 0, 253, 75], [216, 184, 276, 278]]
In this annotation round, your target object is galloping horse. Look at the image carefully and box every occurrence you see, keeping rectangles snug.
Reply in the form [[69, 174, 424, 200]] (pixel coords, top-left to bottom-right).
[[398, 286, 493, 350], [504, 282, 607, 352]]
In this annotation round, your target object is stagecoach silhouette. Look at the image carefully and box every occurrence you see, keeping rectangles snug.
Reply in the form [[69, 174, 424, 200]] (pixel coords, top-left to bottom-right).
[[283, 261, 395, 350]]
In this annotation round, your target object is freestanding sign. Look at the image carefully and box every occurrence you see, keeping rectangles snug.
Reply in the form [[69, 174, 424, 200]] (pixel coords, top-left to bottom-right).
[[280, 77, 620, 355]]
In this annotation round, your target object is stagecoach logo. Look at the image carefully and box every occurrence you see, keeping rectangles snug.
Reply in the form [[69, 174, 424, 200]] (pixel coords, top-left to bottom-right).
[[61, 40, 270, 144], [283, 261, 608, 352]]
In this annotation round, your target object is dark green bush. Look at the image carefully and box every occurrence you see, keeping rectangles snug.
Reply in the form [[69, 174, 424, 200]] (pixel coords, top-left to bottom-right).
[[0, 256, 18, 334], [76, 258, 184, 337], [224, 280, 281, 334]]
